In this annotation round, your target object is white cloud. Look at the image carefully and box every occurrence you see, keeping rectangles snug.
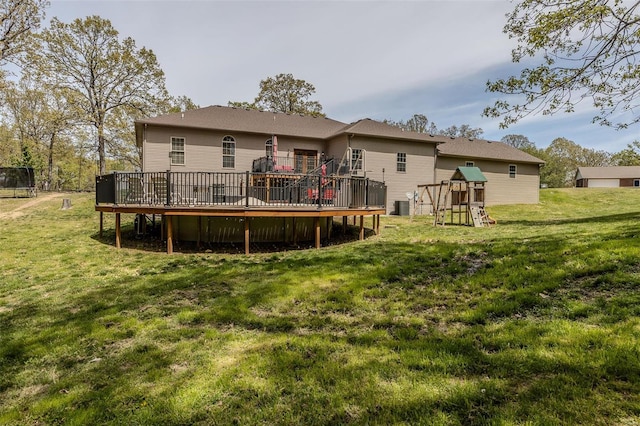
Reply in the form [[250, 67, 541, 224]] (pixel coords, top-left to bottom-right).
[[48, 0, 515, 103], [46, 0, 638, 152]]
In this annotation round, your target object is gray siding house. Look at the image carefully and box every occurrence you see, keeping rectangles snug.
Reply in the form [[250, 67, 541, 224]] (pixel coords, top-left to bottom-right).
[[436, 138, 544, 205], [575, 166, 640, 188], [136, 106, 544, 213]]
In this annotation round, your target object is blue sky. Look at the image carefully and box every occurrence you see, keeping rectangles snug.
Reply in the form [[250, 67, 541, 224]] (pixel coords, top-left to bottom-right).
[[48, 0, 638, 153]]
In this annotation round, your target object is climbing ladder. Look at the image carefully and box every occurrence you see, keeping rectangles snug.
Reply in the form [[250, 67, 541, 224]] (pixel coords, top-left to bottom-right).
[[469, 205, 492, 227], [434, 180, 451, 226]]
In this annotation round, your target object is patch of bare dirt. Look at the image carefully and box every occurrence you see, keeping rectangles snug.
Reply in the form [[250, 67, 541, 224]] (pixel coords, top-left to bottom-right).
[[0, 193, 65, 220]]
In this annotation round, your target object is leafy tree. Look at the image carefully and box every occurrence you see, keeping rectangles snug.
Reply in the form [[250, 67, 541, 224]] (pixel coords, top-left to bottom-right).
[[538, 149, 568, 188], [395, 114, 432, 133], [0, 0, 48, 64], [580, 146, 612, 167], [501, 134, 536, 151], [168, 95, 199, 114], [105, 95, 198, 170], [542, 137, 611, 187], [611, 141, 640, 166], [25, 16, 170, 174], [0, 122, 19, 164], [439, 124, 484, 139], [386, 113, 482, 138], [484, 0, 640, 130], [543, 138, 579, 187], [1, 76, 75, 188], [227, 101, 257, 110], [229, 73, 325, 117], [385, 114, 437, 134]]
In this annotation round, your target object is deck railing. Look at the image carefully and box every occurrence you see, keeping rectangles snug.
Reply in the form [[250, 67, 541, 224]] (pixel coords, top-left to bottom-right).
[[251, 156, 338, 175], [252, 156, 296, 173], [96, 171, 387, 209]]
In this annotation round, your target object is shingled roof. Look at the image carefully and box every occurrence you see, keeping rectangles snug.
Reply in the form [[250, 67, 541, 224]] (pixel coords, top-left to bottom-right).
[[436, 137, 544, 164], [576, 166, 640, 179], [336, 118, 443, 143], [135, 106, 443, 146], [135, 105, 347, 144], [135, 106, 544, 165]]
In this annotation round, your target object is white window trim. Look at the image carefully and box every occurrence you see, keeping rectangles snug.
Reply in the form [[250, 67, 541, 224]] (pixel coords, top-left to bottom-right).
[[170, 136, 185, 166], [351, 148, 364, 171], [265, 138, 273, 158], [397, 152, 407, 173], [509, 164, 517, 178], [465, 161, 474, 167], [222, 135, 236, 169]]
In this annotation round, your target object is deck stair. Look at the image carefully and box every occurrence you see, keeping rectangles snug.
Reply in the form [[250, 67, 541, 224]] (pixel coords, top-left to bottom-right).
[[336, 148, 365, 177]]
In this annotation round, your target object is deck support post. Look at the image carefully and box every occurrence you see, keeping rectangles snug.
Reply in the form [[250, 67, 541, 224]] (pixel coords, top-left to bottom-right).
[[244, 218, 250, 255], [292, 217, 297, 245], [96, 199, 385, 254], [197, 216, 202, 249], [115, 213, 121, 248], [167, 217, 173, 254]]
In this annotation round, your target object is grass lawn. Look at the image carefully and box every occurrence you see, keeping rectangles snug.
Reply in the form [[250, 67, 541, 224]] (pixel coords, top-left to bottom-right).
[[1, 189, 639, 425]]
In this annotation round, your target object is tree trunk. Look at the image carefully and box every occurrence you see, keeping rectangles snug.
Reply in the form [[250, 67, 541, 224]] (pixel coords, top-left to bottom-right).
[[47, 134, 55, 191], [98, 124, 106, 175]]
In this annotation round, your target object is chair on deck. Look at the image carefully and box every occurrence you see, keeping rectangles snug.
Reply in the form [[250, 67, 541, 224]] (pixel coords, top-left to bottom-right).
[[152, 177, 183, 205], [306, 188, 334, 204], [307, 188, 318, 203], [152, 177, 168, 204], [125, 176, 151, 204]]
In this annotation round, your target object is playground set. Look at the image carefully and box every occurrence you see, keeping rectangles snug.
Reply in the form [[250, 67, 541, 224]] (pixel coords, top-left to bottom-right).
[[418, 166, 495, 227]]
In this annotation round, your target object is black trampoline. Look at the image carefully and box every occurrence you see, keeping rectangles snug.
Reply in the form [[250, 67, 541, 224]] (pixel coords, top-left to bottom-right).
[[0, 167, 37, 198]]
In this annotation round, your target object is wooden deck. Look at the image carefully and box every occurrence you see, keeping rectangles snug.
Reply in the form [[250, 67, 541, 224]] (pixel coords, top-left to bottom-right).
[[96, 171, 386, 254], [96, 203, 384, 254]]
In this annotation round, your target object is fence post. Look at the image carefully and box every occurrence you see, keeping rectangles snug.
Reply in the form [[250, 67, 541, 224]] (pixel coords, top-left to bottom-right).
[[317, 173, 322, 209], [245, 171, 250, 207], [365, 178, 370, 207], [113, 171, 118, 205], [166, 170, 171, 206], [384, 185, 388, 210]]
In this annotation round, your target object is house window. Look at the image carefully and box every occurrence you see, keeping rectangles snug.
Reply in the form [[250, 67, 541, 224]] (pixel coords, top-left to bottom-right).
[[351, 148, 363, 171], [397, 152, 407, 172], [265, 139, 273, 158], [222, 136, 235, 168], [509, 164, 517, 178], [634, 179, 640, 187], [170, 137, 185, 165], [466, 161, 474, 167]]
